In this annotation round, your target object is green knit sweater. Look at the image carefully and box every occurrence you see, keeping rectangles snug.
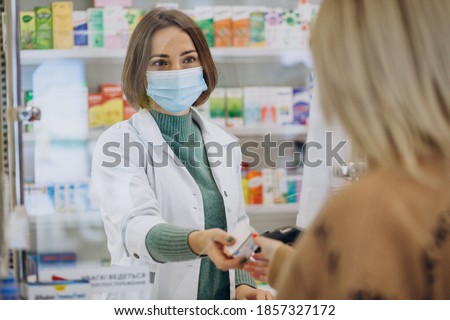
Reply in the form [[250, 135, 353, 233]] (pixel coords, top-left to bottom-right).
[[145, 110, 255, 300]]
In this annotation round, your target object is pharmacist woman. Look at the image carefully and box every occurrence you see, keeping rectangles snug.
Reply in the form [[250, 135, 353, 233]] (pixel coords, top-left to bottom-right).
[[91, 8, 272, 300]]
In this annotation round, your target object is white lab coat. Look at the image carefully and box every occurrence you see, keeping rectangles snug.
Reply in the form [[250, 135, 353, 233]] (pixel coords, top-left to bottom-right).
[[296, 87, 352, 228], [91, 108, 248, 300]]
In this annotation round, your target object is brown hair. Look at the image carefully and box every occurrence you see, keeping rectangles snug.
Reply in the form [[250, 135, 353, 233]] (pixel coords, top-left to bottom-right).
[[122, 8, 218, 110]]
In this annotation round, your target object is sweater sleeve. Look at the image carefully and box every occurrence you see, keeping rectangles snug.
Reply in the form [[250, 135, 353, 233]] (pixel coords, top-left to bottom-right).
[[235, 269, 257, 288], [145, 223, 199, 263]]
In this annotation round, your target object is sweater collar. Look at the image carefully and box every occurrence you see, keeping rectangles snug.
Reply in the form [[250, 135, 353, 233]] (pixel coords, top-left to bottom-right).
[[149, 109, 196, 141], [130, 108, 238, 147]]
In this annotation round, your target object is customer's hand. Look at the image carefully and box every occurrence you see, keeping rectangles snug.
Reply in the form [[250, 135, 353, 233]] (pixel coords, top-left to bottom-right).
[[235, 284, 273, 300], [188, 228, 244, 271], [243, 235, 284, 283]]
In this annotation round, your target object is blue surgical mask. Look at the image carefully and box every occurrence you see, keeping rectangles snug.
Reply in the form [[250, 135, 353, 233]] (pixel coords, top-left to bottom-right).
[[146, 66, 208, 113]]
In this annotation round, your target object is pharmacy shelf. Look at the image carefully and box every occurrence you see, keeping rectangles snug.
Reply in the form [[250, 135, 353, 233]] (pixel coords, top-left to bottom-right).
[[20, 48, 127, 65], [28, 211, 104, 229], [23, 124, 308, 143], [228, 125, 308, 138], [246, 203, 299, 216], [20, 47, 312, 66]]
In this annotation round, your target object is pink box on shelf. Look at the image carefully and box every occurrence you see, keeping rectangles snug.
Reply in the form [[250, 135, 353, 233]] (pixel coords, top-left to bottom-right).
[[103, 7, 126, 48], [94, 0, 132, 7]]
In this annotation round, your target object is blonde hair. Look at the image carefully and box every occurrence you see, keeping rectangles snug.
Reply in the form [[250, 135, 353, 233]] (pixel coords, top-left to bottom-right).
[[311, 0, 450, 177]]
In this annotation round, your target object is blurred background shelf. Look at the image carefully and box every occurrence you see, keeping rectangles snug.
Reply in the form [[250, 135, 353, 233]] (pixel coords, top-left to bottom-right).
[[228, 124, 307, 138], [246, 203, 299, 216], [28, 211, 104, 228], [23, 124, 308, 143], [20, 47, 312, 66]]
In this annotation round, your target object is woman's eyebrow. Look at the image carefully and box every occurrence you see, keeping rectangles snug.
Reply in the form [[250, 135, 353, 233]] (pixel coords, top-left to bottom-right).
[[149, 53, 170, 59], [180, 50, 197, 56]]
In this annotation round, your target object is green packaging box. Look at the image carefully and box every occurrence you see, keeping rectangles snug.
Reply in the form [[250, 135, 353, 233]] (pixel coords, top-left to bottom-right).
[[195, 7, 214, 47], [35, 7, 53, 49], [226, 88, 244, 127], [88, 8, 104, 48], [209, 88, 226, 126], [20, 12, 36, 49], [249, 10, 266, 47]]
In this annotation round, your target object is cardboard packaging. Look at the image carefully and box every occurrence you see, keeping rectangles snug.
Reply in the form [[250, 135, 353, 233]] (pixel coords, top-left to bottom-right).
[[243, 87, 261, 127], [73, 10, 88, 47], [52, 2, 74, 49], [249, 8, 266, 47], [88, 93, 104, 128], [20, 11, 36, 49], [226, 88, 244, 128], [274, 86, 294, 125], [213, 6, 232, 47], [103, 6, 125, 48], [195, 6, 214, 47], [209, 88, 226, 127], [100, 84, 124, 126], [87, 8, 104, 48], [232, 6, 251, 47], [35, 6, 53, 49]]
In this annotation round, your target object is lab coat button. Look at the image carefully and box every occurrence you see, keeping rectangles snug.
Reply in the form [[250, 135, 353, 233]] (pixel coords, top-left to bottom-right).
[[224, 190, 228, 197], [133, 253, 140, 259]]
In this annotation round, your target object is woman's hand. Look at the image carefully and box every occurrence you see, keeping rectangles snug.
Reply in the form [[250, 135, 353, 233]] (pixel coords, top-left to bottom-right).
[[243, 235, 284, 283], [188, 228, 244, 271], [235, 284, 273, 300]]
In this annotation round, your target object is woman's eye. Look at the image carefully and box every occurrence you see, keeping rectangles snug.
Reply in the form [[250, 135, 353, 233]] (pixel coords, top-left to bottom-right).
[[183, 57, 196, 64], [152, 60, 167, 66]]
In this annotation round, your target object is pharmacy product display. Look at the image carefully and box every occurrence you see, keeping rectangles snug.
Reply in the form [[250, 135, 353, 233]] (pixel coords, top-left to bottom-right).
[[20, 2, 319, 50], [15, 0, 318, 299]]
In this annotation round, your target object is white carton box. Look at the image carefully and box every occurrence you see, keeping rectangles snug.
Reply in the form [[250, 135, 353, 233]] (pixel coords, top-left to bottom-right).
[[103, 6, 125, 48], [262, 168, 274, 205], [274, 86, 294, 125], [226, 221, 258, 259], [27, 280, 91, 300], [243, 87, 261, 126]]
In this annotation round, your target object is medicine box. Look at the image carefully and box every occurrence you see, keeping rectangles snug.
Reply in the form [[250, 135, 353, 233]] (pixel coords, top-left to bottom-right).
[[274, 86, 294, 125], [226, 88, 244, 128], [88, 93, 104, 128], [249, 7, 266, 47], [243, 87, 261, 127], [73, 10, 88, 47], [87, 8, 104, 48], [20, 12, 36, 49], [227, 221, 258, 259], [35, 6, 53, 49], [94, 0, 132, 7], [232, 6, 251, 47], [213, 6, 232, 47], [125, 8, 144, 46], [209, 88, 226, 127], [100, 84, 124, 126], [52, 2, 74, 49], [195, 6, 214, 48], [103, 6, 125, 49]]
